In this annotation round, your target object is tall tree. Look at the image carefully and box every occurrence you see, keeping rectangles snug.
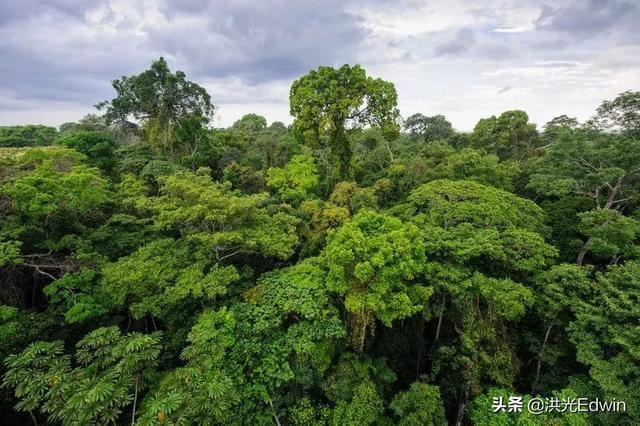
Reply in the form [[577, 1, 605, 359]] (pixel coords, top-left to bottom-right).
[[96, 58, 214, 160], [321, 211, 432, 352], [471, 110, 540, 160], [595, 90, 640, 138], [404, 179, 556, 421], [290, 65, 399, 181], [543, 114, 579, 142], [529, 264, 593, 393], [403, 113, 454, 142]]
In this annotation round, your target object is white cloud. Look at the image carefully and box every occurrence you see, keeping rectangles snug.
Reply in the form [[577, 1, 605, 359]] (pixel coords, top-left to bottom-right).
[[492, 26, 534, 33], [349, 0, 479, 37]]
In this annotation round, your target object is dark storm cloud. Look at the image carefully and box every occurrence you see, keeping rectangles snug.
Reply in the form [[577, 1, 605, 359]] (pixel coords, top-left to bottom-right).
[[151, 0, 366, 82], [0, 38, 149, 108], [0, 0, 367, 112]]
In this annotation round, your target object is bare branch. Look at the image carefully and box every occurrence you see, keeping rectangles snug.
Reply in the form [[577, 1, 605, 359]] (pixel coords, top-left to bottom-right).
[[23, 263, 58, 281]]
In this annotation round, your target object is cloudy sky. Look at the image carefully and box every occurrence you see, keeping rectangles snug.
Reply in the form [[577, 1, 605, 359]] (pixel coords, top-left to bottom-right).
[[0, 0, 638, 130]]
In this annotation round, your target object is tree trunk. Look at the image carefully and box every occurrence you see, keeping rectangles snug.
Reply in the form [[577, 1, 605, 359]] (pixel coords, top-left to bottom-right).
[[29, 410, 38, 426], [131, 373, 140, 426], [576, 176, 624, 266], [267, 395, 281, 426], [533, 319, 555, 394], [358, 318, 367, 353], [384, 139, 394, 163], [576, 237, 592, 266], [352, 310, 371, 353], [332, 125, 351, 180], [435, 296, 446, 341], [455, 364, 473, 426], [604, 176, 624, 210]]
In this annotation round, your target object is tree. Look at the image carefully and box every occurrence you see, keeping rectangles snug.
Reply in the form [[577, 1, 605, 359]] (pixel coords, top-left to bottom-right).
[[0, 125, 58, 148], [529, 264, 593, 393], [288, 397, 331, 425], [3, 327, 162, 425], [404, 179, 556, 421], [240, 260, 346, 389], [569, 261, 640, 424], [41, 269, 109, 324], [59, 114, 108, 134], [55, 130, 117, 173], [331, 382, 384, 425], [390, 382, 446, 426], [174, 115, 209, 170], [140, 260, 346, 425], [266, 154, 319, 205], [6, 49, 640, 426], [321, 211, 432, 352], [137, 308, 239, 425], [576, 208, 640, 262], [97, 57, 214, 160], [99, 170, 299, 322], [255, 121, 299, 170], [404, 113, 454, 142], [323, 353, 395, 425], [290, 64, 399, 180], [231, 113, 267, 137], [528, 131, 640, 265], [386, 143, 519, 196], [0, 147, 112, 299], [471, 110, 540, 160], [595, 90, 640, 138], [223, 114, 273, 172], [0, 305, 19, 342], [1, 148, 111, 246], [299, 198, 351, 256], [543, 114, 579, 141]]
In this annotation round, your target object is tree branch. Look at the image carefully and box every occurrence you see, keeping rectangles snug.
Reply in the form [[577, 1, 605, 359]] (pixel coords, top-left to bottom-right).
[[23, 263, 58, 281]]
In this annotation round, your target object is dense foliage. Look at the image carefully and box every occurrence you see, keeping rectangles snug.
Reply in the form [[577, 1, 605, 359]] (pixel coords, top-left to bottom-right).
[[1, 58, 639, 425]]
